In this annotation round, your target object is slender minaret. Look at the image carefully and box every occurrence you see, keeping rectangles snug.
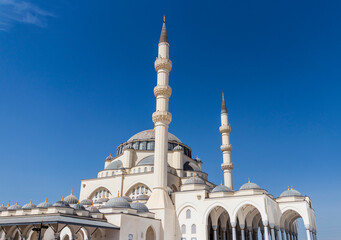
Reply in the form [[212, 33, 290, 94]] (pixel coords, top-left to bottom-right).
[[146, 16, 175, 240], [220, 93, 234, 189]]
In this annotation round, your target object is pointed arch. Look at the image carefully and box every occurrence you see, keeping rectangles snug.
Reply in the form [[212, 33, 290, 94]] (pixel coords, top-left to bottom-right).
[[146, 226, 155, 240], [231, 201, 266, 223]]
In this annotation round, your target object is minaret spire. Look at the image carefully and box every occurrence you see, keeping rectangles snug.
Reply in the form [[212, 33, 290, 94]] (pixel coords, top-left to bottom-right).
[[159, 15, 169, 44], [147, 17, 175, 240], [219, 93, 234, 189], [221, 92, 227, 114]]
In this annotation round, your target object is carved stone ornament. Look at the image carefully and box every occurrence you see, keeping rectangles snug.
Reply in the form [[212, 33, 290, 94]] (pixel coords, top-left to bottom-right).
[[154, 85, 172, 98], [221, 163, 234, 170], [220, 144, 232, 152], [152, 111, 172, 124], [154, 58, 172, 72]]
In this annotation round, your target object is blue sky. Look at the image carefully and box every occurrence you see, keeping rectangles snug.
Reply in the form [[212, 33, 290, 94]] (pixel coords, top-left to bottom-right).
[[0, 0, 340, 238]]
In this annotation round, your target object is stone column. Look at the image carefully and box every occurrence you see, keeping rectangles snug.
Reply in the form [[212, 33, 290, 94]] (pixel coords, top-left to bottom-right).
[[212, 225, 218, 240], [222, 227, 227, 240], [275, 226, 281, 240], [280, 229, 285, 240], [305, 225, 312, 240], [264, 227, 270, 240], [270, 225, 276, 240], [248, 227, 253, 240], [240, 224, 245, 240], [231, 223, 237, 240]]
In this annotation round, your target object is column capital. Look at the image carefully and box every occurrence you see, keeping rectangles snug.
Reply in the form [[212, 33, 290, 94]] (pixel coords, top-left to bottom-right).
[[262, 220, 269, 227], [239, 224, 245, 230], [305, 224, 310, 230], [212, 225, 218, 231], [231, 222, 237, 228]]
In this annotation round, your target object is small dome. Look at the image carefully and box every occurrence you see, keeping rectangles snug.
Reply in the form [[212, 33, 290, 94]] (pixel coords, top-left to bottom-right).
[[105, 153, 114, 161], [37, 199, 52, 208], [80, 198, 93, 206], [72, 203, 86, 210], [128, 129, 181, 143], [130, 202, 149, 212], [173, 145, 183, 151], [87, 205, 100, 213], [240, 179, 261, 190], [184, 176, 205, 185], [22, 200, 36, 210], [8, 202, 22, 210], [137, 194, 149, 201], [104, 197, 131, 208], [212, 184, 232, 193], [123, 196, 133, 203], [0, 203, 7, 211], [136, 156, 154, 166], [280, 187, 303, 197], [105, 160, 123, 170], [64, 190, 79, 204], [53, 198, 70, 208]]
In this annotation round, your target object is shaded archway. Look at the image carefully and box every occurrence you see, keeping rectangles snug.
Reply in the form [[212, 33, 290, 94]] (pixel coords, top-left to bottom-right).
[[233, 203, 266, 240], [206, 205, 232, 240], [281, 209, 314, 240], [146, 226, 155, 240]]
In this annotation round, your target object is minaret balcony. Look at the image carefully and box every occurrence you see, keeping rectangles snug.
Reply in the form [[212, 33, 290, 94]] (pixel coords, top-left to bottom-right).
[[152, 111, 172, 124], [154, 85, 172, 98], [221, 163, 234, 170], [220, 144, 232, 152], [219, 125, 231, 134], [154, 58, 172, 72]]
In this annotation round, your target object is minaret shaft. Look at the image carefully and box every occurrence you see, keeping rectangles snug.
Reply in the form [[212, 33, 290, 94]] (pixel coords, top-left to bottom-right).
[[147, 18, 176, 240], [220, 94, 234, 189]]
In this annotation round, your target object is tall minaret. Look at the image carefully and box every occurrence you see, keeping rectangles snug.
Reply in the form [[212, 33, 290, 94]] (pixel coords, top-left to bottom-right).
[[146, 16, 175, 240], [220, 93, 234, 189]]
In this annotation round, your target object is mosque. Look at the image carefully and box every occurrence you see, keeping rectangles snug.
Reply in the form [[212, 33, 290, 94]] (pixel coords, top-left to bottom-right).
[[0, 18, 317, 240]]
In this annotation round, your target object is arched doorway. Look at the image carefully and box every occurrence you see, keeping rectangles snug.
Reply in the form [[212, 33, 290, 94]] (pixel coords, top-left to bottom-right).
[[207, 206, 232, 240], [281, 209, 313, 240], [233, 203, 265, 240], [146, 226, 155, 240]]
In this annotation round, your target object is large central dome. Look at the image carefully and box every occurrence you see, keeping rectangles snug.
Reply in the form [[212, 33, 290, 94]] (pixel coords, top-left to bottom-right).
[[128, 129, 181, 143]]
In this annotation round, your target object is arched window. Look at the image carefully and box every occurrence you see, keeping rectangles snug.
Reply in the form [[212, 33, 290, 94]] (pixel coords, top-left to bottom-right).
[[144, 167, 147, 172], [138, 168, 141, 173], [137, 187, 140, 194], [181, 224, 186, 234], [151, 167, 154, 172], [191, 224, 196, 234], [186, 209, 191, 219], [112, 172, 114, 176]]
